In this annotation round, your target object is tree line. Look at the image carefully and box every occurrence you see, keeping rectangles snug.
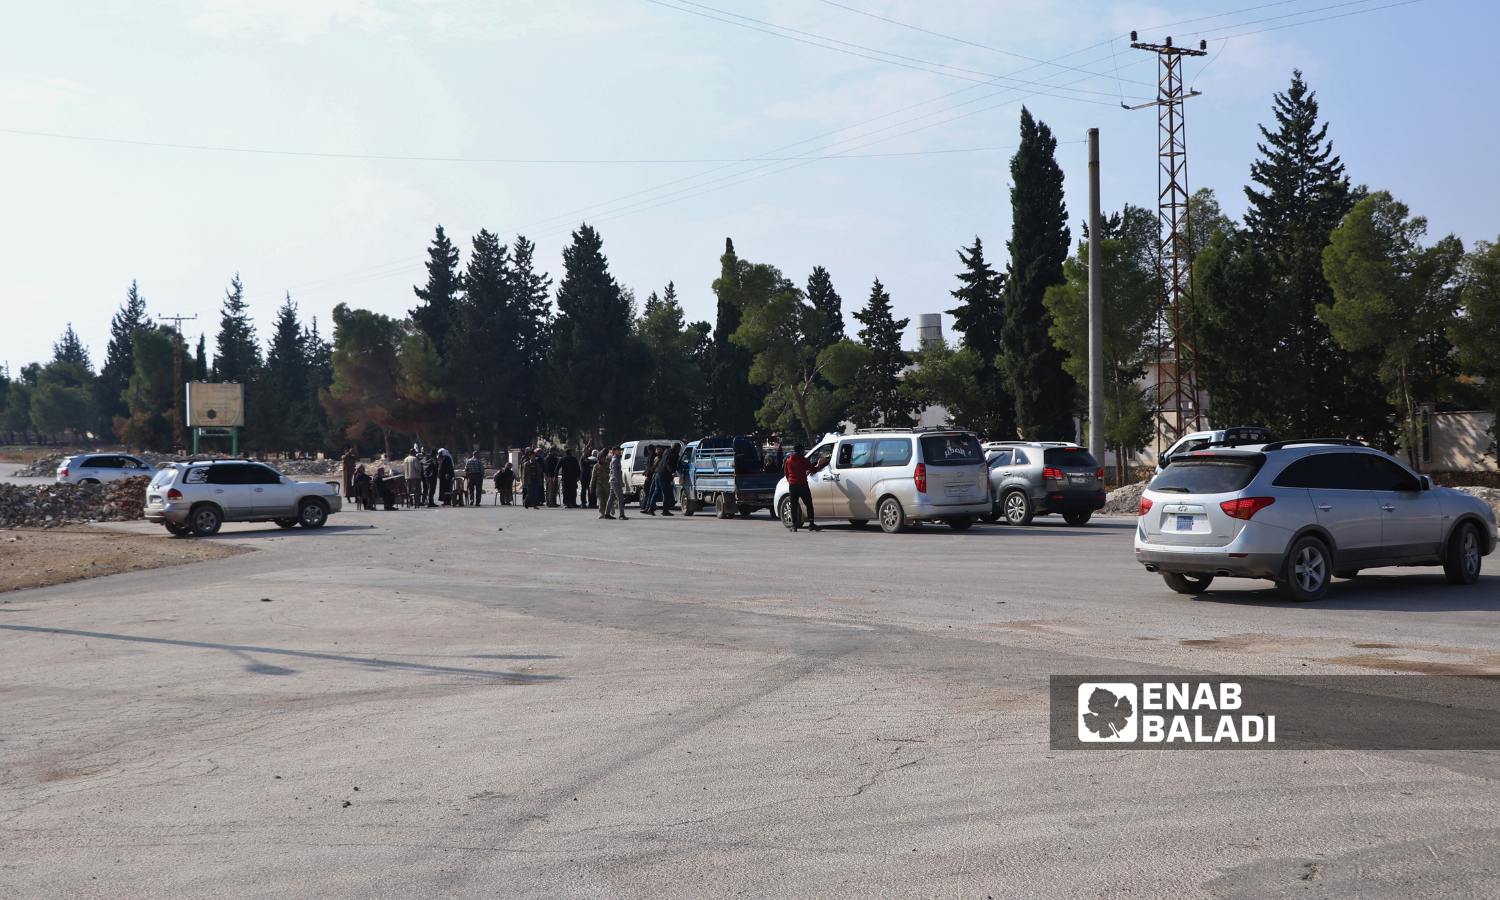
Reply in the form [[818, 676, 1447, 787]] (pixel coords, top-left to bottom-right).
[[4, 70, 1498, 468]]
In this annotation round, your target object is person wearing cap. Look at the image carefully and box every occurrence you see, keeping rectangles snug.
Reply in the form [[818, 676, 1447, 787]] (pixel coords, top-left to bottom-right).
[[782, 443, 824, 532]]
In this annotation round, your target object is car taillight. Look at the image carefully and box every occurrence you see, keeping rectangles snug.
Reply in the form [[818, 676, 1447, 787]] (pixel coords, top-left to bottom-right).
[[1095, 468, 1105, 480], [59, 467, 69, 477], [1138, 496, 1153, 516], [1220, 496, 1275, 520], [914, 462, 926, 493], [1043, 467, 1064, 481], [167, 488, 182, 499]]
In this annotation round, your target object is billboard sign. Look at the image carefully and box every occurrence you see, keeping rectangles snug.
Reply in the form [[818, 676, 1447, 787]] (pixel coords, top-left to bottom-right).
[[186, 382, 245, 428]]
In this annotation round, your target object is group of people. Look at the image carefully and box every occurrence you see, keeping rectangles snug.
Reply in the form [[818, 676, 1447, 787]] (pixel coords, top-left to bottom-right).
[[341, 446, 493, 510]]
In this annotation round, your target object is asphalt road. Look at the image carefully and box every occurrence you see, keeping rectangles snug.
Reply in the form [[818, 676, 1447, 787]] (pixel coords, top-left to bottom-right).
[[3, 502, 1500, 898]]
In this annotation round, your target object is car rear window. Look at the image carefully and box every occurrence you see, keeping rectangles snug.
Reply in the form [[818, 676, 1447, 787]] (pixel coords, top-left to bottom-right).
[[920, 434, 983, 466], [150, 468, 177, 489], [1149, 455, 1265, 494], [1044, 447, 1099, 468]]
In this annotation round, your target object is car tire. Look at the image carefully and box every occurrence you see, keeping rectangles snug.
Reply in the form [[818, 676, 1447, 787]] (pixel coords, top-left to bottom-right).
[[189, 504, 223, 537], [274, 518, 298, 529], [298, 499, 329, 529], [1002, 490, 1033, 526], [878, 497, 907, 534], [1063, 511, 1092, 526], [1443, 522, 1483, 585], [716, 493, 733, 519], [1277, 535, 1331, 601], [737, 503, 755, 518], [164, 521, 192, 538], [848, 519, 869, 528], [778, 497, 795, 531], [1161, 572, 1214, 594], [947, 516, 973, 531]]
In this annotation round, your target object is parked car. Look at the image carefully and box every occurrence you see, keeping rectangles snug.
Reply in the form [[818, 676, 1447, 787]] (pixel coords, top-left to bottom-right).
[[679, 436, 782, 518], [55, 453, 153, 484], [773, 428, 991, 533], [618, 439, 684, 500], [145, 460, 342, 537], [1134, 439, 1497, 600], [982, 442, 1105, 526], [1156, 425, 1271, 473]]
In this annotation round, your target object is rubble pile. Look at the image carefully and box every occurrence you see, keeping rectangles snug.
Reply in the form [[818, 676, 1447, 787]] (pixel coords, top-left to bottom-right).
[[0, 476, 149, 529], [11, 451, 340, 478], [1100, 482, 1147, 516]]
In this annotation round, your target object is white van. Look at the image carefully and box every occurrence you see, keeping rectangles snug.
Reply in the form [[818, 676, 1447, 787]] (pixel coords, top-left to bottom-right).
[[618, 439, 684, 498]]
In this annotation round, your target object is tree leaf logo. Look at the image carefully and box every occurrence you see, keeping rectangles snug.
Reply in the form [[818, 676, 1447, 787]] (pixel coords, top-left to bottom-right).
[[1077, 683, 1138, 742]]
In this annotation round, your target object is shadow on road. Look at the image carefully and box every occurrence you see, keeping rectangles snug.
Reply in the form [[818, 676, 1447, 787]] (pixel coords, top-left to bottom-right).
[[1183, 574, 1500, 613], [193, 524, 377, 540], [0, 624, 562, 683]]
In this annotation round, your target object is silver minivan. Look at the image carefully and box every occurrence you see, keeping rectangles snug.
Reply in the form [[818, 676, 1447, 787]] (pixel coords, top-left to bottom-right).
[[773, 429, 992, 533]]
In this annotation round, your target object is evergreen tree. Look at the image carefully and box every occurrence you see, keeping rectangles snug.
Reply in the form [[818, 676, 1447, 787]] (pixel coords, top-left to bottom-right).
[[31, 326, 97, 438], [709, 238, 762, 434], [638, 282, 708, 438], [193, 334, 209, 380], [947, 237, 1013, 439], [804, 265, 845, 350], [845, 278, 912, 427], [507, 234, 553, 445], [257, 295, 314, 451], [97, 281, 150, 436], [119, 326, 178, 451], [1451, 239, 1500, 464], [52, 324, 93, 369], [1001, 107, 1074, 440], [546, 224, 646, 442], [324, 303, 404, 457], [410, 224, 463, 360], [212, 273, 261, 383], [454, 229, 513, 448]]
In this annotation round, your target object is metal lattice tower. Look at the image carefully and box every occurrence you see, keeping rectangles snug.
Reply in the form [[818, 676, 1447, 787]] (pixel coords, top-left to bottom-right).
[[1128, 33, 1207, 451]]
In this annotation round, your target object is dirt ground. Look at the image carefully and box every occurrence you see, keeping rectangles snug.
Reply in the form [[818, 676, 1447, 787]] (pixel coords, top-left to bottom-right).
[[0, 526, 247, 593]]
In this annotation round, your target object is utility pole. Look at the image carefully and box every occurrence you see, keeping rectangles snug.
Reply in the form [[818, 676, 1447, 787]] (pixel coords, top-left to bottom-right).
[[1127, 32, 1207, 458], [159, 314, 198, 452], [1086, 127, 1105, 469]]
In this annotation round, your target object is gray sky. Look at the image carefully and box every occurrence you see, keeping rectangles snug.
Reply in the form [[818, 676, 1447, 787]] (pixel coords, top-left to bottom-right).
[[3, 0, 1493, 369]]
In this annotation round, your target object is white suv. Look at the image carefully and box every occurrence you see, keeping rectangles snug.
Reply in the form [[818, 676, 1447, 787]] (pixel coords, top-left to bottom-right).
[[56, 453, 152, 484], [145, 460, 342, 537]]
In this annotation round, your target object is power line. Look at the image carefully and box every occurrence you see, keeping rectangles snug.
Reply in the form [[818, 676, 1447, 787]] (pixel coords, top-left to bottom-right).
[[0, 126, 1025, 165], [1197, 0, 1427, 40], [643, 0, 1149, 103]]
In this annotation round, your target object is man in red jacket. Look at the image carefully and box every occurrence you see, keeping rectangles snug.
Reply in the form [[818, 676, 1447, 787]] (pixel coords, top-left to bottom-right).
[[783, 443, 825, 532]]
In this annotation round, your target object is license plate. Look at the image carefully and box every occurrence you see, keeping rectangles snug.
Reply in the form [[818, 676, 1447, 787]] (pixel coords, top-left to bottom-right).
[[1069, 475, 1089, 485], [944, 484, 971, 497], [1175, 514, 1194, 531], [148, 496, 163, 506]]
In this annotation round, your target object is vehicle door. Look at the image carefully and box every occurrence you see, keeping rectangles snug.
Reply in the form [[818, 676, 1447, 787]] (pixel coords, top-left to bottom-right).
[[986, 449, 1013, 503], [204, 464, 256, 517], [75, 455, 110, 482], [917, 434, 986, 507], [804, 443, 836, 513], [1281, 452, 1384, 565], [829, 439, 877, 519], [119, 455, 152, 479], [1362, 455, 1444, 561], [678, 445, 696, 497], [250, 465, 299, 517]]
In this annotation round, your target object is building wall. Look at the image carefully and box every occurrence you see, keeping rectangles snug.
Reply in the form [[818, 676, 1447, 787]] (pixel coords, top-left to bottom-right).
[[1426, 411, 1497, 473]]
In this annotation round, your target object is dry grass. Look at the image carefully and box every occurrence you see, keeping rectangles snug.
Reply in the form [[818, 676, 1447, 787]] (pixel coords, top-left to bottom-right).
[[0, 526, 248, 593]]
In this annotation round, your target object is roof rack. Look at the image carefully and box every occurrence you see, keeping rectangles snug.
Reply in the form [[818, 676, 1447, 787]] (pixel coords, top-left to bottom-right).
[[851, 426, 970, 434], [1258, 438, 1367, 452]]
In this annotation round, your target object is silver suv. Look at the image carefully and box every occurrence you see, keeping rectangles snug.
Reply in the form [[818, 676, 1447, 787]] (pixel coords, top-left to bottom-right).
[[56, 453, 152, 484], [145, 460, 342, 537], [983, 442, 1105, 526], [1134, 440, 1497, 600], [773, 429, 991, 533]]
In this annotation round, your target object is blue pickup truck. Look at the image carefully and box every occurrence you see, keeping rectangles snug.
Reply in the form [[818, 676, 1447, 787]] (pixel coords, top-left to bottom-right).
[[680, 436, 784, 519]]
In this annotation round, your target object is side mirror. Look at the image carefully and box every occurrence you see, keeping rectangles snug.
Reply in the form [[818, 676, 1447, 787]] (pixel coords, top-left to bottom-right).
[[1419, 475, 1433, 491]]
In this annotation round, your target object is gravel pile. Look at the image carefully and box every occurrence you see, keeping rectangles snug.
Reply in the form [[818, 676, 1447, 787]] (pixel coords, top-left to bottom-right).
[[12, 451, 340, 478], [0, 476, 149, 529], [1100, 482, 1147, 516]]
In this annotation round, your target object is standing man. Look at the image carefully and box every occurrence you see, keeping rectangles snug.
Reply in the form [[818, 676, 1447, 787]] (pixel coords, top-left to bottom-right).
[[559, 447, 581, 509], [341, 447, 358, 501], [655, 443, 679, 516], [580, 450, 597, 508], [403, 446, 420, 506], [543, 448, 560, 508], [497, 460, 516, 505], [422, 449, 439, 508], [783, 443, 824, 532], [464, 450, 485, 506], [640, 447, 661, 514], [606, 446, 629, 520], [592, 448, 612, 518]]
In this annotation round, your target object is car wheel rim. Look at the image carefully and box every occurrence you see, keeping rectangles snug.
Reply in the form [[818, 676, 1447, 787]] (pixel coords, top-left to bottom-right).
[[780, 501, 792, 527], [1005, 494, 1025, 522], [302, 505, 323, 526], [1294, 546, 1325, 593], [881, 503, 898, 529], [1464, 529, 1480, 575], [195, 511, 215, 531]]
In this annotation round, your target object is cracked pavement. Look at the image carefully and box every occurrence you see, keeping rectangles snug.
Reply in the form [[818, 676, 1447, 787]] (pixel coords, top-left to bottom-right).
[[3, 506, 1500, 897]]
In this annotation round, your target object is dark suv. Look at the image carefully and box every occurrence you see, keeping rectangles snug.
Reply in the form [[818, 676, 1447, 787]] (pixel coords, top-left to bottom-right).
[[983, 441, 1106, 526]]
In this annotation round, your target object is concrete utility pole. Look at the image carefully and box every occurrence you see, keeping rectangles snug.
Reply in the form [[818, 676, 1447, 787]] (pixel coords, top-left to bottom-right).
[[1087, 128, 1104, 466]]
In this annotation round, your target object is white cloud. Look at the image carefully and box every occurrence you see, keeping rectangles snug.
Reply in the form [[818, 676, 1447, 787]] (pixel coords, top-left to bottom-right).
[[183, 0, 399, 41]]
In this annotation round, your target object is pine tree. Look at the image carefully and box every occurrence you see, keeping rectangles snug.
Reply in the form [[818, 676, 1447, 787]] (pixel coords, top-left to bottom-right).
[[507, 234, 553, 445], [303, 317, 333, 448], [804, 266, 845, 350], [947, 237, 1014, 439], [547, 224, 646, 441], [52, 324, 92, 369], [638, 281, 708, 438], [845, 278, 912, 427], [454, 229, 513, 447], [257, 295, 312, 451], [709, 238, 762, 434], [1001, 107, 1075, 440], [119, 325, 178, 451], [193, 335, 209, 380], [212, 273, 260, 383], [97, 280, 149, 436], [410, 224, 463, 360]]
